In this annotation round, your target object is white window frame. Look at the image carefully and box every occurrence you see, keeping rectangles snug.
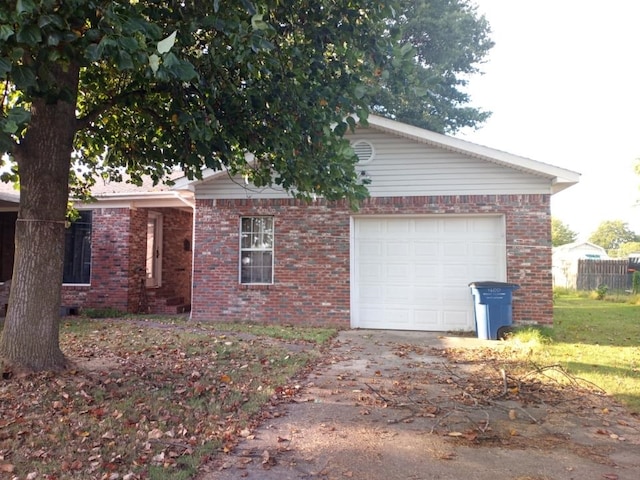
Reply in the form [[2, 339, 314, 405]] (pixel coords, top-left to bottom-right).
[[239, 216, 274, 285]]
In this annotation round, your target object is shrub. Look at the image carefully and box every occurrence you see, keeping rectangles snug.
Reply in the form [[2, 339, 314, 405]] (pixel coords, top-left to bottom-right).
[[593, 284, 609, 300], [633, 271, 640, 294], [81, 307, 126, 318]]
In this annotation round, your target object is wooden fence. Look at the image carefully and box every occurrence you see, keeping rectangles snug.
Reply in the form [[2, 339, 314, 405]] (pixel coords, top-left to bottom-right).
[[576, 259, 631, 292]]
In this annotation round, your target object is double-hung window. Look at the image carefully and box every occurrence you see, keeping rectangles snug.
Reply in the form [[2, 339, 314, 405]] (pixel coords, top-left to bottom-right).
[[240, 217, 274, 284]]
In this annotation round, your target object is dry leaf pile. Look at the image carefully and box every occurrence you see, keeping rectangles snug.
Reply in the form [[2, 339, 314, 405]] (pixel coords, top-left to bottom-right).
[[0, 319, 319, 479]]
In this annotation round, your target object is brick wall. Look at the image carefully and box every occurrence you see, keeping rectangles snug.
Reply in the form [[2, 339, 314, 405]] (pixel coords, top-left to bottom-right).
[[62, 208, 132, 312], [62, 207, 193, 314], [191, 194, 552, 327]]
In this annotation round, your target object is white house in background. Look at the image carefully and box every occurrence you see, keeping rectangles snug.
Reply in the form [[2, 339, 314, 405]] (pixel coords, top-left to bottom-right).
[[552, 242, 609, 288]]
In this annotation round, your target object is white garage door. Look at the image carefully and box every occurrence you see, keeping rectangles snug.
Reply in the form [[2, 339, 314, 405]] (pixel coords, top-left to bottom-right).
[[351, 216, 505, 331]]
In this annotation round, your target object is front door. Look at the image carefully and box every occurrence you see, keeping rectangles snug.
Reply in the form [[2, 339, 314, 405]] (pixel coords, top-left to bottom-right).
[[146, 212, 163, 287]]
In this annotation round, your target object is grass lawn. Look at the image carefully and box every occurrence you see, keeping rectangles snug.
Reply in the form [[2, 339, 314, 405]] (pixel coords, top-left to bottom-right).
[[510, 292, 640, 413], [0, 317, 336, 480]]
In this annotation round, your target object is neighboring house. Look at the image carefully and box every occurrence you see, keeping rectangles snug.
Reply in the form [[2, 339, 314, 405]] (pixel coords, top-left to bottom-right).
[[0, 115, 580, 331], [552, 241, 609, 289]]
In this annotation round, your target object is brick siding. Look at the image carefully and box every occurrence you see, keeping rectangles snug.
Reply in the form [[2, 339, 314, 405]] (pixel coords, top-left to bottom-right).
[[191, 194, 552, 327], [61, 207, 192, 314]]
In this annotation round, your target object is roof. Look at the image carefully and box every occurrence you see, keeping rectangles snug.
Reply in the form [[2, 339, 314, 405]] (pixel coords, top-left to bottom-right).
[[0, 171, 194, 209], [553, 241, 607, 253], [174, 115, 580, 194]]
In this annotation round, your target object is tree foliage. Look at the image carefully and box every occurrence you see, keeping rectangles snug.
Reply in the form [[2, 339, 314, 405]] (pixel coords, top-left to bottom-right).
[[1, 0, 409, 203], [614, 241, 640, 258], [588, 220, 638, 252], [0, 0, 407, 370], [551, 217, 577, 247], [371, 0, 494, 133], [0, 0, 494, 370]]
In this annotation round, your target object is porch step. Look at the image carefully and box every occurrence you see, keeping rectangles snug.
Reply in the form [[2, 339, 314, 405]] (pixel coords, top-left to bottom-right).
[[175, 303, 191, 314], [165, 296, 185, 306]]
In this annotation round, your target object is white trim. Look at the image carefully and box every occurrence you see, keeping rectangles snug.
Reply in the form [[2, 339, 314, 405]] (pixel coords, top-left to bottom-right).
[[238, 216, 275, 285], [73, 191, 195, 209]]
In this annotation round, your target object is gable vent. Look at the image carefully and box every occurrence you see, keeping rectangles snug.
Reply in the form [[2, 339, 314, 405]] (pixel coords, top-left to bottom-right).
[[352, 140, 375, 164]]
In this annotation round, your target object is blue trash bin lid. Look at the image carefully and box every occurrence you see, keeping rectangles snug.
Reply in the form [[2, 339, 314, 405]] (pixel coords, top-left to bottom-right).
[[469, 281, 520, 290]]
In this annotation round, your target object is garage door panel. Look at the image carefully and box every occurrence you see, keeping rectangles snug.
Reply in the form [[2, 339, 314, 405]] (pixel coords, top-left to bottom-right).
[[443, 310, 472, 329], [413, 309, 441, 329], [383, 285, 413, 301], [443, 241, 469, 256], [353, 216, 505, 331], [359, 241, 383, 257], [442, 220, 470, 235], [472, 264, 503, 279], [385, 264, 412, 281], [414, 268, 440, 282], [414, 241, 439, 257], [414, 221, 440, 235]]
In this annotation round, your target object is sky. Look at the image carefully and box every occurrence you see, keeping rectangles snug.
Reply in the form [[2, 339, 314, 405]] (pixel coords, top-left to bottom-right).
[[456, 0, 640, 241]]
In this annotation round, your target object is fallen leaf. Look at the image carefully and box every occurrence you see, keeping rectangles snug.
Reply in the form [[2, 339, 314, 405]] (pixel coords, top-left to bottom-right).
[[0, 463, 15, 473], [261, 449, 276, 468]]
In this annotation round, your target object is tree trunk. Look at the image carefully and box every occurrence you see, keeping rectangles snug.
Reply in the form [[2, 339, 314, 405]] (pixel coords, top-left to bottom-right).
[[0, 64, 80, 371]]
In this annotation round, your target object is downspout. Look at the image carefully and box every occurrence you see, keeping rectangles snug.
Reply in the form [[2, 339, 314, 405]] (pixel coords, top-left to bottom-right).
[[173, 192, 197, 321]]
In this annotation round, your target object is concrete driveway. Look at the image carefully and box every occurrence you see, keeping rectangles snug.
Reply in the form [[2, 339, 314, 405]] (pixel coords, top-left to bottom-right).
[[198, 330, 640, 480]]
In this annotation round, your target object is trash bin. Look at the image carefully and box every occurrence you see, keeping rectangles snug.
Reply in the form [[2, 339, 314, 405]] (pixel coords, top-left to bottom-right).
[[469, 281, 520, 340]]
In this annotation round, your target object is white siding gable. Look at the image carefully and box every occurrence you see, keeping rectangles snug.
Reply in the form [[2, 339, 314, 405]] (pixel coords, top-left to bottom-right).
[[195, 172, 289, 200], [350, 128, 552, 197], [188, 115, 579, 200], [194, 129, 553, 200]]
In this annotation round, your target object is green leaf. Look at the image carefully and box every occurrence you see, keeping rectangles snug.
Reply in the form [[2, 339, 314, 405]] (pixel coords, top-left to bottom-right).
[[118, 36, 140, 52], [0, 58, 10, 77], [0, 132, 15, 154], [149, 53, 160, 74], [251, 14, 269, 31], [8, 107, 31, 125], [16, 24, 42, 44], [0, 25, 14, 41], [157, 31, 177, 54], [400, 42, 413, 57], [9, 47, 24, 61], [170, 62, 198, 82], [334, 121, 347, 137], [353, 84, 367, 99], [16, 0, 36, 15], [2, 120, 18, 134], [38, 14, 66, 29], [241, 0, 257, 15], [116, 51, 134, 70], [47, 31, 62, 46], [11, 65, 37, 89]]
